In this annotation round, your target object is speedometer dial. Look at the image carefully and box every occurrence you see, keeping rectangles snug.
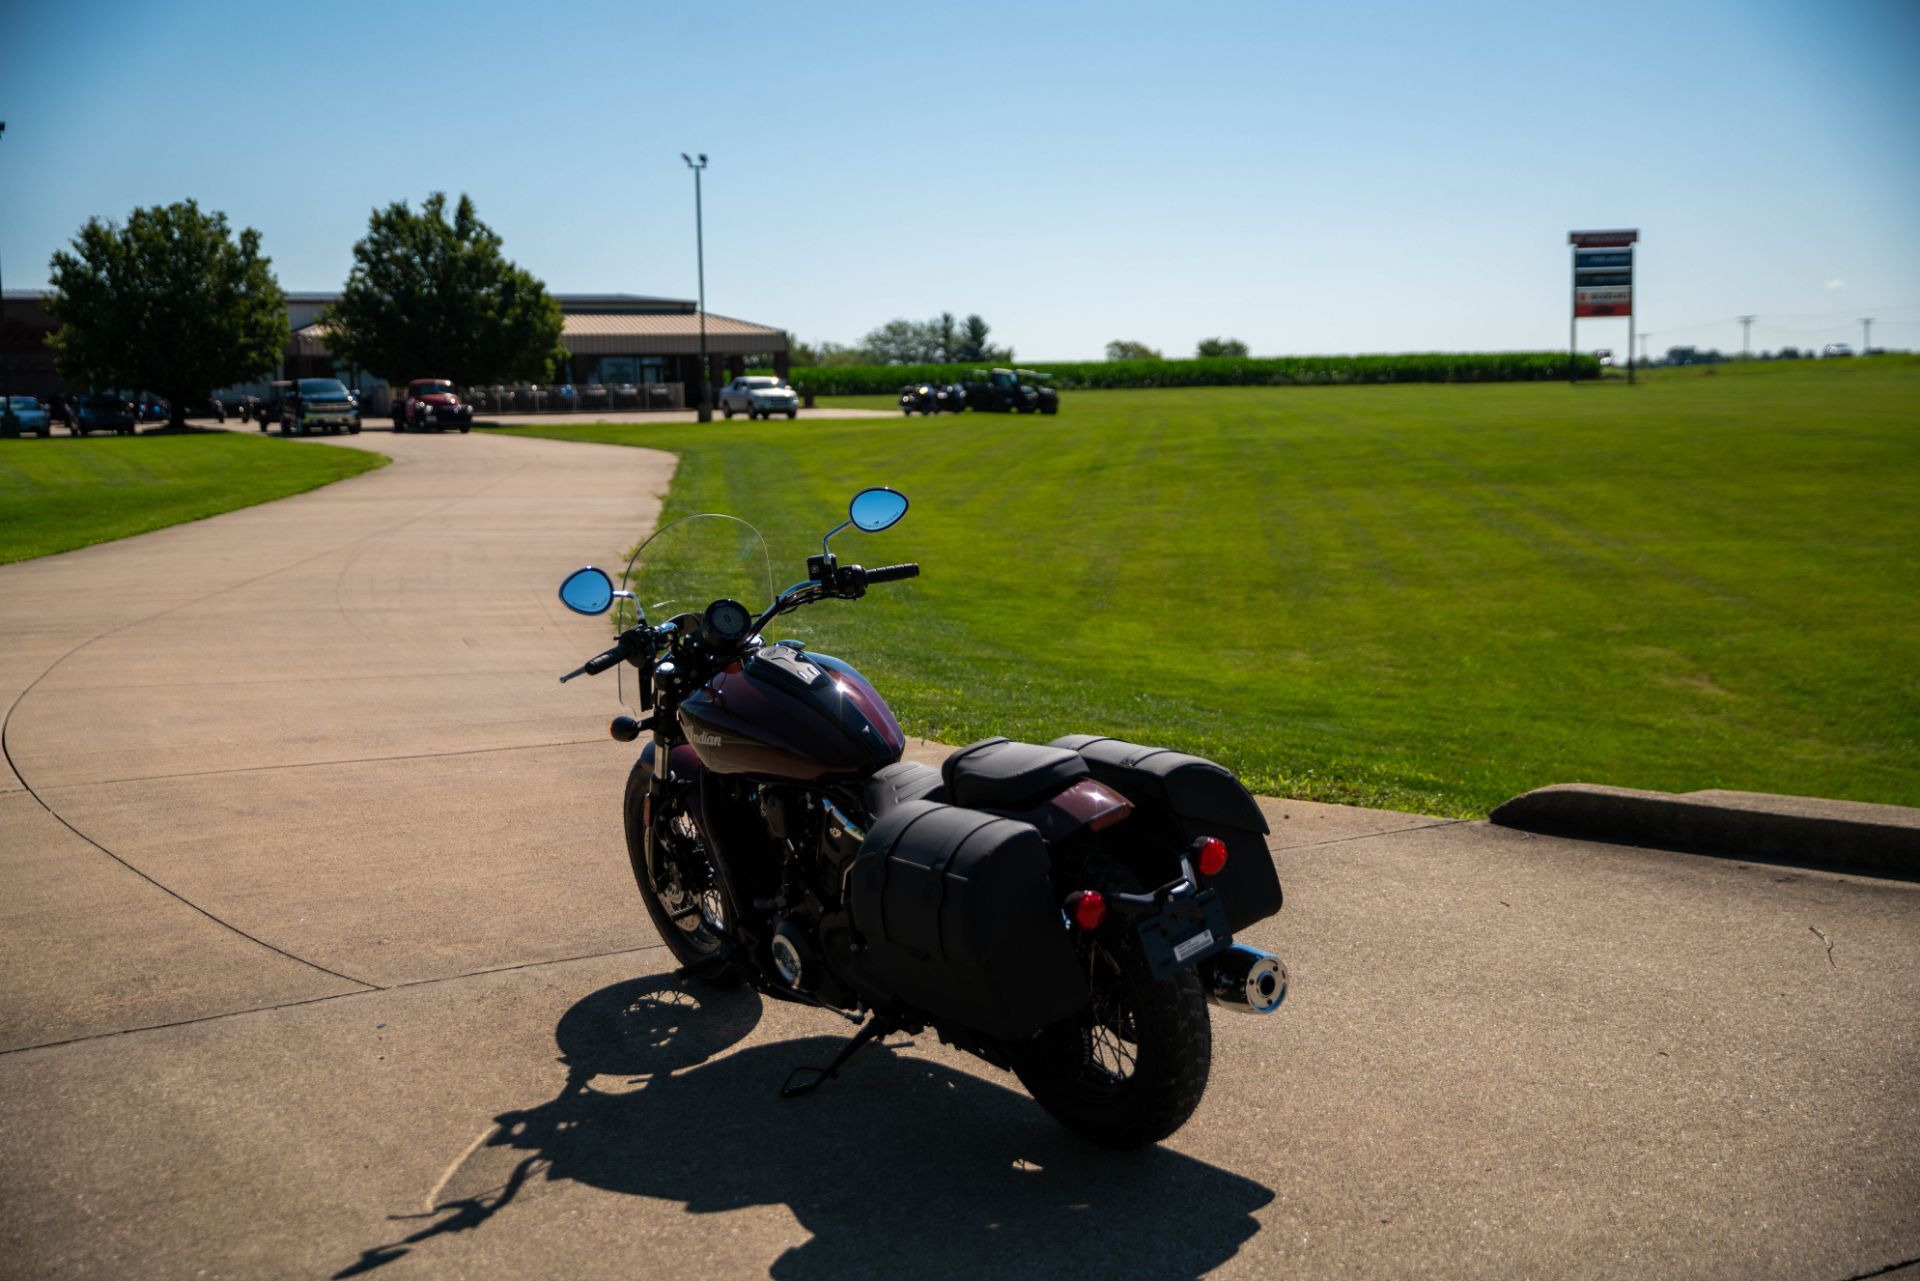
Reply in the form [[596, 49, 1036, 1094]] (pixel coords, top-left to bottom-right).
[[704, 598, 752, 643]]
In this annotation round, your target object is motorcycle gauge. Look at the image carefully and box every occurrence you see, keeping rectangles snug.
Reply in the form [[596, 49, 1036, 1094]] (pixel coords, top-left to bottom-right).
[[703, 598, 752, 644]]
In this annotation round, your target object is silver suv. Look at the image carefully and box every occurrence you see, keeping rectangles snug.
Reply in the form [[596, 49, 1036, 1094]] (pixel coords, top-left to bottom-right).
[[717, 376, 799, 420]]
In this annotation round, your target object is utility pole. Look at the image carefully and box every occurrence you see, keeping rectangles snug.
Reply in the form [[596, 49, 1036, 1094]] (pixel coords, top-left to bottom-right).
[[1737, 315, 1756, 360], [681, 152, 711, 423], [1861, 318, 1873, 353], [1639, 332, 1651, 366]]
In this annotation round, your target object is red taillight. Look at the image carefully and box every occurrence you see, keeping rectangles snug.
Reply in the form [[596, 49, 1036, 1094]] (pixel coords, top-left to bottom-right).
[[1067, 890, 1107, 931], [1196, 836, 1229, 877]]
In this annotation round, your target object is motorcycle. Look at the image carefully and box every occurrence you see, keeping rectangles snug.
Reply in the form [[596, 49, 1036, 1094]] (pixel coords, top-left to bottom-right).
[[555, 488, 1288, 1147]]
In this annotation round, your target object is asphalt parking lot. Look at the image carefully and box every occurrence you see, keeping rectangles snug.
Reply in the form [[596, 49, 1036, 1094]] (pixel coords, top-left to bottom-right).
[[1, 428, 1915, 1280]]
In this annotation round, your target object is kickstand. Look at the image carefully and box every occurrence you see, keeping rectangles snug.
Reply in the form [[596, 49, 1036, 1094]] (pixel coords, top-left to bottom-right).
[[673, 950, 734, 984], [781, 1018, 891, 1099]]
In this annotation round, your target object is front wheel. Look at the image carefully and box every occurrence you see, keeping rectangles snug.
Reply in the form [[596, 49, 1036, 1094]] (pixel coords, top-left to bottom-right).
[[1012, 929, 1211, 1148], [622, 759, 738, 983]]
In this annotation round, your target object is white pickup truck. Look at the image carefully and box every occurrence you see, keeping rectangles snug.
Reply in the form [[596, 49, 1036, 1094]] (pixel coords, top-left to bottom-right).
[[717, 376, 799, 420]]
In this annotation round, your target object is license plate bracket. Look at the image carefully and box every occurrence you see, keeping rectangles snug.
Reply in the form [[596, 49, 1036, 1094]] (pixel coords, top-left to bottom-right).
[[1135, 889, 1232, 980]]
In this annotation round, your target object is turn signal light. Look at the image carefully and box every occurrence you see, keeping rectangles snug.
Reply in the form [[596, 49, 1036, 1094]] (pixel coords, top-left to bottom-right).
[[1067, 890, 1107, 931], [1196, 836, 1229, 877], [609, 716, 642, 743]]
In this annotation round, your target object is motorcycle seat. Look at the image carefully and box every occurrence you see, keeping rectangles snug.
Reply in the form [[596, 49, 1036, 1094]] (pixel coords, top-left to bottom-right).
[[865, 761, 947, 818], [941, 737, 1089, 812]]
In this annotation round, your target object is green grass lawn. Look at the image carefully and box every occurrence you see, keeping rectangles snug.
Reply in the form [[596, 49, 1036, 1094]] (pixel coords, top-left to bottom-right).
[[0, 433, 386, 564], [508, 358, 1919, 816]]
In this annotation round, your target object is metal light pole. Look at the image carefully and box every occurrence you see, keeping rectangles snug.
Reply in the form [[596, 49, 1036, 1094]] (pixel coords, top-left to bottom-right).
[[1737, 314, 1756, 360], [681, 152, 711, 423], [0, 121, 11, 435]]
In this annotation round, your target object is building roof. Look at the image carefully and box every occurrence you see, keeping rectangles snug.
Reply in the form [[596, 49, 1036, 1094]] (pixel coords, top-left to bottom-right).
[[291, 310, 785, 358], [559, 310, 785, 355]]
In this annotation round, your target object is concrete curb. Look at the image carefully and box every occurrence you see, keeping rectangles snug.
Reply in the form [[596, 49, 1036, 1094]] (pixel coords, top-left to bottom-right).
[[1490, 784, 1920, 881]]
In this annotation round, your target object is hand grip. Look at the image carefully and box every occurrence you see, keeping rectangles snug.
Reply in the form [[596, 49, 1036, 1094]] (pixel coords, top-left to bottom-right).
[[864, 563, 920, 584]]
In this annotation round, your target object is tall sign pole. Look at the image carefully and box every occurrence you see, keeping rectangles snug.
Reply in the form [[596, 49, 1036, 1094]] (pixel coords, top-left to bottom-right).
[[1569, 228, 1639, 385]]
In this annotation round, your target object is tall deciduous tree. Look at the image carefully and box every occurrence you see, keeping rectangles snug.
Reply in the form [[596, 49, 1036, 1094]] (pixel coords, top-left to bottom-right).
[[322, 193, 566, 387], [1105, 339, 1163, 361], [1195, 337, 1250, 358], [46, 200, 287, 431]]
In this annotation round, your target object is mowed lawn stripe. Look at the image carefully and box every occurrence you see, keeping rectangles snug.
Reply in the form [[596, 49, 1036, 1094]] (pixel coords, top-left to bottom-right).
[[509, 360, 1918, 816]]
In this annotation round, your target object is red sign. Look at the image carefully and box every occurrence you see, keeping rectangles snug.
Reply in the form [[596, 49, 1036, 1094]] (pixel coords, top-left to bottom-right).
[[1575, 286, 1632, 318], [1569, 229, 1639, 247]]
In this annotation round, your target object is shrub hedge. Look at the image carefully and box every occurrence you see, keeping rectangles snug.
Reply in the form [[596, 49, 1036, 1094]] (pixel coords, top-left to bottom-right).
[[790, 352, 1599, 396]]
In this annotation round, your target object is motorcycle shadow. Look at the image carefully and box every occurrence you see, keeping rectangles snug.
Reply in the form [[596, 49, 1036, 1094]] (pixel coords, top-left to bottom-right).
[[338, 974, 1274, 1280]]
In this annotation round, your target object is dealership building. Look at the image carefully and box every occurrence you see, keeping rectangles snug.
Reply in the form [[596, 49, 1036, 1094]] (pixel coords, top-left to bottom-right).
[[0, 289, 791, 409]]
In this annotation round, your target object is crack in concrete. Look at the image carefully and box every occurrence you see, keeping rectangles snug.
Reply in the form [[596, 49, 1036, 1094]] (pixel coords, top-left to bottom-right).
[[1832, 1252, 1920, 1281], [0, 939, 668, 1058], [1269, 818, 1463, 853], [49, 737, 606, 789], [0, 463, 522, 993]]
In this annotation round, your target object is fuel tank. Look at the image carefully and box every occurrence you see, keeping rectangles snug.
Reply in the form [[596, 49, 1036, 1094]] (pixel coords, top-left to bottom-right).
[[678, 643, 905, 780]]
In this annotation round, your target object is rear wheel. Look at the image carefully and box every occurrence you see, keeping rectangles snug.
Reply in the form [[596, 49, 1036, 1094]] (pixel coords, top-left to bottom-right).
[[623, 759, 738, 983], [1012, 926, 1211, 1148]]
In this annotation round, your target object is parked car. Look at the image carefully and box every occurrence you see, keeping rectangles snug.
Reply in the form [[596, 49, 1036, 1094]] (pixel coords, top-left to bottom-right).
[[1014, 370, 1060, 415], [392, 379, 473, 433], [717, 375, 799, 420], [962, 368, 1059, 414], [3, 395, 52, 436], [252, 381, 292, 429], [73, 394, 138, 436], [279, 378, 361, 435], [1823, 343, 1855, 358]]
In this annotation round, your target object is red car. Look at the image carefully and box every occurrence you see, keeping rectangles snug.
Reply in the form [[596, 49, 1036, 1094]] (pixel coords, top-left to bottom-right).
[[392, 379, 474, 433]]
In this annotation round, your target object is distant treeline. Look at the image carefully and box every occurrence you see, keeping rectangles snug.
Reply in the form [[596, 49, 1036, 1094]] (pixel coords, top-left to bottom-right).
[[789, 352, 1600, 396]]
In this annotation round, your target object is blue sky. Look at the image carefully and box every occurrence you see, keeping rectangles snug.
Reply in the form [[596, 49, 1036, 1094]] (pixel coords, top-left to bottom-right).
[[4, 0, 1916, 360]]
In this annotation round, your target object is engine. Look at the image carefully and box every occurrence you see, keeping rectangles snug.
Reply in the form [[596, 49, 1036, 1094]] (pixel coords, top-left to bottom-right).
[[738, 781, 866, 1011]]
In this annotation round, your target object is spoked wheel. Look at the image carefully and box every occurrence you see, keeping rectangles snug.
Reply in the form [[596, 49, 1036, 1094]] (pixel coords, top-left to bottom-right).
[[622, 760, 737, 982], [1012, 927, 1212, 1148]]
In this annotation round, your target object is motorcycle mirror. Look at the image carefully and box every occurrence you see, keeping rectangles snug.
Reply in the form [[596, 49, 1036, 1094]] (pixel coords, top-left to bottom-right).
[[849, 487, 909, 533], [558, 566, 615, 616]]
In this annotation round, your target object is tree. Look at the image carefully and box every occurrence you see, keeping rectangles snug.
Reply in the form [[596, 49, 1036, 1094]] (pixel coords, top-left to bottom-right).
[[859, 317, 946, 365], [1105, 339, 1163, 361], [1195, 337, 1250, 358], [321, 193, 565, 387], [937, 312, 958, 363], [46, 200, 287, 431], [951, 314, 1011, 364]]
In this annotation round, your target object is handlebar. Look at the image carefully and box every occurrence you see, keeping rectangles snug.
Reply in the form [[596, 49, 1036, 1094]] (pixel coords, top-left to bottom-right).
[[566, 562, 922, 683]]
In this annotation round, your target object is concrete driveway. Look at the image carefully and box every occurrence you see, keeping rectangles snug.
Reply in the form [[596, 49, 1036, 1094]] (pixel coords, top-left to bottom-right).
[[1, 429, 1916, 1280]]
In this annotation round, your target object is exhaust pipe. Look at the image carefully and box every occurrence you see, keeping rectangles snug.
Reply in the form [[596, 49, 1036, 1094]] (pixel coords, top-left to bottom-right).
[[1203, 945, 1288, 1015]]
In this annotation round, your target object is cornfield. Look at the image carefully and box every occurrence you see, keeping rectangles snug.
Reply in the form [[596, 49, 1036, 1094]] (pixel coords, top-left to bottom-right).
[[790, 352, 1600, 397]]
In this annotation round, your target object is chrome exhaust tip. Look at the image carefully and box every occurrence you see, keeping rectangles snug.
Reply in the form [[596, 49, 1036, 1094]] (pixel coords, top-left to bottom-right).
[[1203, 945, 1288, 1015]]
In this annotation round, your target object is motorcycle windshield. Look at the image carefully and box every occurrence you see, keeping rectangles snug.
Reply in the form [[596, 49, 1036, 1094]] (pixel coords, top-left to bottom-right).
[[616, 513, 775, 711]]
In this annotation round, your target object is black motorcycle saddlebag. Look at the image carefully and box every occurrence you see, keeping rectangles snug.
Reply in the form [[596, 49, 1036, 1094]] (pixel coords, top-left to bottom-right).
[[847, 799, 1087, 1042], [1049, 735, 1283, 932]]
